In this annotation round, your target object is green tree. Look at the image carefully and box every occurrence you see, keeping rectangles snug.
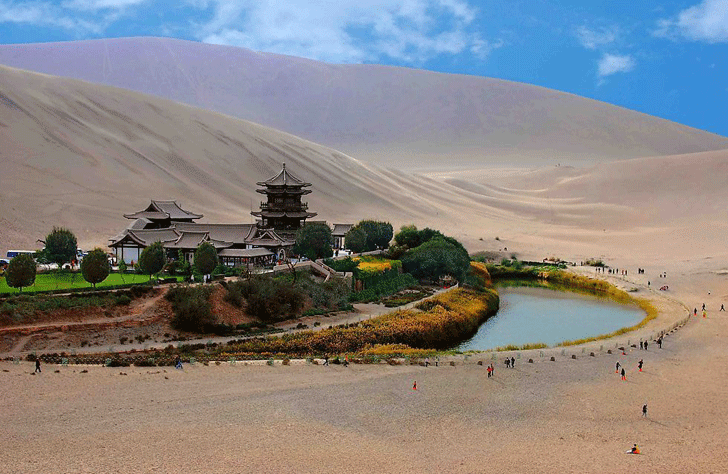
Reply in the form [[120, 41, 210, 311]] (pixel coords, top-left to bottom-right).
[[344, 227, 367, 253], [401, 237, 470, 282], [353, 220, 393, 251], [80, 248, 110, 289], [194, 242, 219, 276], [138, 241, 166, 281], [118, 259, 127, 283], [394, 224, 421, 248], [6, 254, 36, 292], [294, 223, 333, 260], [44, 227, 78, 267], [176, 250, 191, 277]]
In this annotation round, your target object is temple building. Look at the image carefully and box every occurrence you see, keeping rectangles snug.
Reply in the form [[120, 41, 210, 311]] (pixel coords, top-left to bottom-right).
[[108, 164, 351, 267], [250, 162, 317, 236]]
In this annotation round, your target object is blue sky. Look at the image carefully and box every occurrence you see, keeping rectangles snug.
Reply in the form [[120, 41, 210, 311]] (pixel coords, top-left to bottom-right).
[[1, 0, 727, 138]]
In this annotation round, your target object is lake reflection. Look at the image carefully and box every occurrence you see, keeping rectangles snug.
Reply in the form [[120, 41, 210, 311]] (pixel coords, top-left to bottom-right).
[[457, 285, 644, 351]]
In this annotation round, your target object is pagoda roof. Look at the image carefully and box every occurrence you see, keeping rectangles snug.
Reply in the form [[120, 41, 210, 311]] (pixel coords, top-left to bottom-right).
[[250, 210, 317, 219], [124, 200, 203, 220], [109, 228, 180, 247], [218, 248, 274, 258], [163, 232, 233, 250], [173, 223, 256, 244], [332, 224, 354, 236], [256, 163, 311, 187], [256, 188, 310, 195], [246, 229, 295, 248]]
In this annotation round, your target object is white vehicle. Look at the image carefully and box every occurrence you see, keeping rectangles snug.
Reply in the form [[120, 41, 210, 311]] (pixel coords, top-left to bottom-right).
[[6, 250, 36, 259]]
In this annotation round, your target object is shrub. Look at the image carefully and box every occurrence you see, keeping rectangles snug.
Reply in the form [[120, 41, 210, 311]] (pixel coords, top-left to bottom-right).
[[323, 257, 358, 273], [216, 287, 499, 356], [115, 295, 132, 306], [80, 248, 110, 289], [5, 254, 37, 293], [401, 237, 470, 282], [166, 285, 216, 332], [226, 276, 304, 322], [350, 273, 417, 303]]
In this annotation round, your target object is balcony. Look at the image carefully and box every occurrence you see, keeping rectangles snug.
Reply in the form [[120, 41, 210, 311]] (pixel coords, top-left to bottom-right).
[[259, 202, 308, 211]]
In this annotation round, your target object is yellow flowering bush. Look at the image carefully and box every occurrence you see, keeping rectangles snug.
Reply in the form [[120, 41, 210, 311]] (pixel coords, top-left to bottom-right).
[[218, 287, 499, 356]]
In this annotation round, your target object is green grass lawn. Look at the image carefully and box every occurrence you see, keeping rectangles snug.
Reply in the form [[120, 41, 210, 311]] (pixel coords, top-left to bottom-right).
[[0, 272, 182, 295]]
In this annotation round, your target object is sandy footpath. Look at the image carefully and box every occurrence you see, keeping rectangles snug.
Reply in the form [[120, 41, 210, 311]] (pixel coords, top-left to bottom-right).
[[2, 269, 728, 473]]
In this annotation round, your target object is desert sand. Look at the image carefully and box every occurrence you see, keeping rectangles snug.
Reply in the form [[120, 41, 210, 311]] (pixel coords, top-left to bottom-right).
[[2, 270, 727, 473], [2, 59, 728, 472]]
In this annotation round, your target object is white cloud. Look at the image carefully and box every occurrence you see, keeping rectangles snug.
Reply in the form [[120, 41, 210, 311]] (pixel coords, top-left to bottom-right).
[[655, 0, 728, 43], [195, 0, 492, 64], [470, 37, 504, 58], [576, 25, 618, 50], [62, 0, 148, 11], [0, 1, 104, 33], [597, 53, 635, 77]]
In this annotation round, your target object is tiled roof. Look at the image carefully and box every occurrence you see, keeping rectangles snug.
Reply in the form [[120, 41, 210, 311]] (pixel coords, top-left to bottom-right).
[[153, 200, 203, 219], [173, 223, 256, 244], [218, 248, 274, 258], [332, 224, 354, 236], [257, 163, 311, 187], [123, 200, 203, 220], [109, 228, 180, 246]]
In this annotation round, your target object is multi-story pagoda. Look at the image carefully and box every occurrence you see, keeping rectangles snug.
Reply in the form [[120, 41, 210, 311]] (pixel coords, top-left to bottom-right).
[[251, 163, 317, 235]]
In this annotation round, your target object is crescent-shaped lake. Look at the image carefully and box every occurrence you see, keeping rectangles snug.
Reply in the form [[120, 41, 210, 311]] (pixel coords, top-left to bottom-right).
[[457, 285, 645, 351]]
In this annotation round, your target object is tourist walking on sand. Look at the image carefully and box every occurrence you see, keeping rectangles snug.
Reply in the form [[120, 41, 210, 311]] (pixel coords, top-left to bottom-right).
[[35, 359, 41, 373], [505, 358, 510, 369], [721, 304, 725, 312], [487, 364, 492, 378], [490, 363, 495, 377], [638, 359, 643, 372], [511, 357, 515, 368], [175, 355, 182, 370], [642, 404, 648, 417], [621, 368, 627, 381], [616, 361, 621, 374], [640, 341, 644, 350], [644, 341, 648, 351]]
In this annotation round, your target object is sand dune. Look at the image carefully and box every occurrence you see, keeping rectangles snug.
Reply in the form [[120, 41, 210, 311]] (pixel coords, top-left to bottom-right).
[[3, 63, 728, 268], [0, 64, 509, 253], [1, 37, 727, 169]]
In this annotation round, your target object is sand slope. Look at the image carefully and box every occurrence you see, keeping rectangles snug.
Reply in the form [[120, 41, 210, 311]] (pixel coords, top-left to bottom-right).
[[2, 63, 728, 268], [1, 37, 727, 169], [0, 64, 464, 252]]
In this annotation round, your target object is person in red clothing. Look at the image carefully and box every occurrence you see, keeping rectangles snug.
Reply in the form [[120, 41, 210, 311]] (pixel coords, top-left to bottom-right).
[[621, 368, 627, 381]]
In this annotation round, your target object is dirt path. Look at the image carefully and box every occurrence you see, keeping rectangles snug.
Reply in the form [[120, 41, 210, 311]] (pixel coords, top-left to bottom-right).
[[0, 288, 169, 353]]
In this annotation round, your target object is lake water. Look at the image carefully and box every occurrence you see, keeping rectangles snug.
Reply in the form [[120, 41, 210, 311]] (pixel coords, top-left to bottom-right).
[[456, 285, 645, 351]]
